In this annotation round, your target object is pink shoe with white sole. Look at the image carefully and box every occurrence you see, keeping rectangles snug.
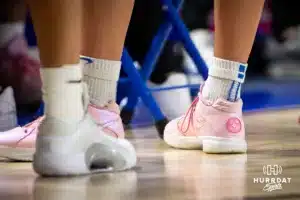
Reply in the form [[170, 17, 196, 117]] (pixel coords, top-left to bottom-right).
[[0, 117, 43, 161], [164, 91, 247, 153]]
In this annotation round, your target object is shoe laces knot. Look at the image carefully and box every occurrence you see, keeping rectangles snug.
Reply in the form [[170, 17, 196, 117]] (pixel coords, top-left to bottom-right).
[[179, 96, 199, 134]]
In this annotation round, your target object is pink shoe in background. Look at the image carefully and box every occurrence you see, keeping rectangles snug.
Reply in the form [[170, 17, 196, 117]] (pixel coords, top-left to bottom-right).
[[88, 102, 125, 138], [164, 91, 247, 153], [0, 35, 42, 108], [0, 117, 43, 161]]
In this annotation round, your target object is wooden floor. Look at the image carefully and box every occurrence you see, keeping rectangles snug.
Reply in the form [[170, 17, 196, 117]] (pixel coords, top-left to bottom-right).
[[0, 109, 300, 200]]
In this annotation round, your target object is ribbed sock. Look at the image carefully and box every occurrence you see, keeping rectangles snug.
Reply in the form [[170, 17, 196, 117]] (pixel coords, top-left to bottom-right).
[[81, 56, 120, 107], [41, 64, 85, 124], [202, 57, 247, 102]]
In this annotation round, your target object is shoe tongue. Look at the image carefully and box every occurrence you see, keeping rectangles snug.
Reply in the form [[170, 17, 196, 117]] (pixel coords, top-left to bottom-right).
[[198, 91, 242, 113]]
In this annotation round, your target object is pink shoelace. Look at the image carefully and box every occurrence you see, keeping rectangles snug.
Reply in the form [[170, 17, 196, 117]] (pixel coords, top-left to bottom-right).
[[15, 117, 43, 146], [178, 96, 199, 134]]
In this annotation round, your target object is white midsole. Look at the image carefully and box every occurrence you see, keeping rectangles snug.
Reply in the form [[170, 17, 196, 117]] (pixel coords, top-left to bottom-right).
[[164, 133, 247, 153], [33, 138, 137, 176]]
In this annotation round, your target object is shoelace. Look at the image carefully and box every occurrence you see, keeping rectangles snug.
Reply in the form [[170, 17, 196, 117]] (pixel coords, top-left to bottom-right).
[[15, 117, 43, 145], [179, 96, 199, 134]]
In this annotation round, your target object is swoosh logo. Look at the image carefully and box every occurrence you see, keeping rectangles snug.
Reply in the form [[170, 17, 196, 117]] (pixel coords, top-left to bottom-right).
[[80, 56, 93, 64]]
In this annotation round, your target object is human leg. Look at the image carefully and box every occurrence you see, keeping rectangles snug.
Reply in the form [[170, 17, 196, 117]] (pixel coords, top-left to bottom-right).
[[81, 0, 134, 107], [28, 0, 136, 176], [164, 0, 265, 153]]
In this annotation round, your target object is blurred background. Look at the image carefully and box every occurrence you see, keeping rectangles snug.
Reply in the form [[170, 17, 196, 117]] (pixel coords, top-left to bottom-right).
[[2, 0, 300, 126]]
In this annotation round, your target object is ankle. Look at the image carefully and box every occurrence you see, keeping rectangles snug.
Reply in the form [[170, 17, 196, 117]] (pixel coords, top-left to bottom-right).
[[81, 56, 120, 107], [202, 57, 247, 102]]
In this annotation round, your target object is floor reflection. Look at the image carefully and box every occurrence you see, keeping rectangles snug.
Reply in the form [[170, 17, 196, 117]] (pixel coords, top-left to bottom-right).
[[33, 171, 137, 200], [163, 149, 247, 200]]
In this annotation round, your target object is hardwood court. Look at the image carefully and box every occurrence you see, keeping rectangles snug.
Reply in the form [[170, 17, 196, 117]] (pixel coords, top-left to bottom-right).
[[0, 109, 299, 200]]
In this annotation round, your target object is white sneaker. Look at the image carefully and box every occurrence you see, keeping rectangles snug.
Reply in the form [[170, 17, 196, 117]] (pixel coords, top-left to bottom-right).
[[33, 83, 136, 176]]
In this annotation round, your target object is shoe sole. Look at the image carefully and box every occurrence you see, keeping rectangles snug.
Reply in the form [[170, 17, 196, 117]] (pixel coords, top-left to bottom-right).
[[33, 138, 137, 176], [0, 145, 33, 161], [164, 133, 247, 153]]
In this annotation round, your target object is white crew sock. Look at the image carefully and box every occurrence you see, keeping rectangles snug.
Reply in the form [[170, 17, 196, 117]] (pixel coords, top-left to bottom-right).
[[41, 64, 85, 125], [81, 56, 121, 107], [0, 21, 24, 47], [202, 57, 247, 102]]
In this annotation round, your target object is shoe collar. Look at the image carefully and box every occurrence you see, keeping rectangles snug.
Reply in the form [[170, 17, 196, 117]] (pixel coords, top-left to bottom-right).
[[198, 84, 243, 113], [89, 101, 120, 115]]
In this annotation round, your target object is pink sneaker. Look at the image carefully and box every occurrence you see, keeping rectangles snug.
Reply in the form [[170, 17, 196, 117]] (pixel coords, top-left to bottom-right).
[[88, 102, 125, 138], [164, 92, 247, 153], [0, 117, 43, 161]]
